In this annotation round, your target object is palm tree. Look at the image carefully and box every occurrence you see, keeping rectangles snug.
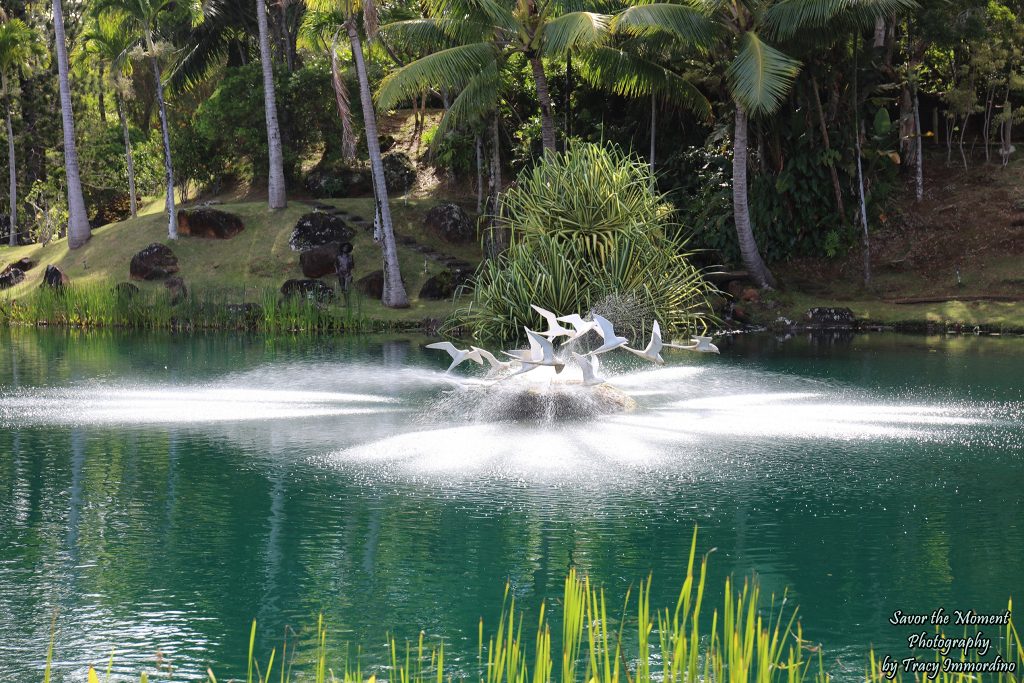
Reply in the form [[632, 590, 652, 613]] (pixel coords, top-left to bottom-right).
[[52, 0, 92, 249], [614, 0, 916, 288], [81, 13, 140, 218], [305, 0, 409, 308], [256, 0, 287, 208], [94, 0, 204, 240], [0, 15, 45, 247], [377, 0, 613, 154]]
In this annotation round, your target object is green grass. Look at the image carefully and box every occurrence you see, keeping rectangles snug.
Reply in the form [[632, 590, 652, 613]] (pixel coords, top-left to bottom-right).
[[48, 530, 1020, 683], [0, 199, 476, 330]]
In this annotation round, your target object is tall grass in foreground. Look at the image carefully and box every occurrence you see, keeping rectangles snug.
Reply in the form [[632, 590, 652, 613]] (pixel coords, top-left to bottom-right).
[[57, 530, 1019, 683], [0, 282, 387, 333]]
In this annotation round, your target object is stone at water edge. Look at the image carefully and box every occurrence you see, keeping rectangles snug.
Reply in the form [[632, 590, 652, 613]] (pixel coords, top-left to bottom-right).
[[130, 243, 179, 281], [805, 307, 857, 328], [41, 265, 70, 288], [280, 279, 335, 303], [0, 265, 25, 290], [299, 243, 341, 279], [290, 213, 355, 252], [176, 208, 245, 239], [423, 203, 475, 243]]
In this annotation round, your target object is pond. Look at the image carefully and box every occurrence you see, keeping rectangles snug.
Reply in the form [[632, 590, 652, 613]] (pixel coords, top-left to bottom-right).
[[0, 328, 1022, 682]]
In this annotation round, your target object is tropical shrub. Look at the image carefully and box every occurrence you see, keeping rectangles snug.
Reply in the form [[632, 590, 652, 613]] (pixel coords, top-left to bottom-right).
[[454, 142, 714, 341]]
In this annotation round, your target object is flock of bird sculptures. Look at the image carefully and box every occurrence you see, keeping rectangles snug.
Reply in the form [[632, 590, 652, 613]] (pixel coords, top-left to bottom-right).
[[426, 305, 719, 387]]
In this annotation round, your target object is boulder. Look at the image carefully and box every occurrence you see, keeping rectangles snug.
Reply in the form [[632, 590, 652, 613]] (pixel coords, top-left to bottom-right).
[[177, 207, 245, 239], [805, 307, 856, 328], [304, 163, 373, 198], [290, 212, 355, 252], [130, 243, 179, 281], [41, 264, 69, 288], [0, 265, 25, 289], [299, 243, 341, 278], [164, 276, 187, 304], [423, 203, 475, 243], [356, 270, 384, 299], [12, 257, 34, 271], [418, 268, 472, 300], [382, 152, 417, 192], [112, 282, 140, 299], [280, 278, 335, 303]]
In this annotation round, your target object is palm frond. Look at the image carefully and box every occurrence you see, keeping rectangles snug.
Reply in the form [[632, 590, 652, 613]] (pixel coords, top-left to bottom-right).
[[433, 60, 500, 142], [576, 45, 711, 121], [376, 41, 496, 110], [426, 0, 518, 34], [612, 4, 716, 49], [377, 18, 464, 53], [541, 12, 610, 57], [726, 31, 800, 116], [763, 0, 918, 40]]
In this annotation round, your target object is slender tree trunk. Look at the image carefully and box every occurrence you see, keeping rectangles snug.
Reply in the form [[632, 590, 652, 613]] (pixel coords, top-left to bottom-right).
[[53, 0, 91, 249], [484, 114, 505, 258], [959, 114, 968, 170], [983, 84, 995, 164], [732, 105, 775, 289], [912, 78, 923, 202], [475, 132, 484, 214], [563, 52, 572, 152], [148, 36, 176, 239], [97, 74, 107, 124], [256, 0, 287, 209], [117, 97, 138, 218], [329, 35, 356, 161], [853, 36, 870, 286], [649, 93, 656, 179], [811, 75, 845, 220], [347, 20, 408, 308], [529, 55, 556, 153], [6, 100, 16, 246]]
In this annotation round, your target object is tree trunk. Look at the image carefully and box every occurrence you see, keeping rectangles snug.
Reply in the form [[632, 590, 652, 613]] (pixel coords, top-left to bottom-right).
[[529, 54, 557, 153], [53, 0, 91, 249], [563, 52, 572, 152], [912, 79, 923, 202], [6, 102, 16, 247], [97, 73, 107, 124], [853, 37, 870, 286], [347, 20, 409, 308], [475, 133, 484, 215], [256, 0, 287, 209], [810, 74, 845, 221], [732, 105, 775, 289], [484, 114, 506, 258], [117, 97, 138, 218], [149, 38, 176, 240], [329, 36, 357, 161], [649, 92, 656, 179]]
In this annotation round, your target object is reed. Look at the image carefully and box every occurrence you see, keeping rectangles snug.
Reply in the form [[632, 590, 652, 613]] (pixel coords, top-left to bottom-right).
[[56, 530, 1018, 683]]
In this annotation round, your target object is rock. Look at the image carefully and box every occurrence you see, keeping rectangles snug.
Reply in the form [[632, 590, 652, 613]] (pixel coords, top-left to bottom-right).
[[378, 134, 397, 152], [805, 307, 856, 328], [177, 207, 245, 239], [740, 287, 760, 303], [112, 282, 140, 299], [12, 257, 34, 271], [303, 163, 373, 198], [41, 264, 69, 288], [280, 278, 335, 303], [382, 152, 417, 192], [290, 212, 355, 252], [164, 276, 187, 304], [299, 243, 341, 278], [731, 304, 750, 323], [0, 265, 25, 289], [355, 270, 384, 299], [423, 203, 475, 243], [130, 243, 179, 281], [726, 280, 745, 299], [418, 267, 472, 300]]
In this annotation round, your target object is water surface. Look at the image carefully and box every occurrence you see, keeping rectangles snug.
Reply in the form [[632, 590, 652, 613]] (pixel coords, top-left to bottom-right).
[[0, 328, 1021, 681]]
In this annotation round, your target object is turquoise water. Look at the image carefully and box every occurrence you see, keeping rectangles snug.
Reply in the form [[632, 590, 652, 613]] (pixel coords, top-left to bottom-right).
[[0, 328, 1022, 681]]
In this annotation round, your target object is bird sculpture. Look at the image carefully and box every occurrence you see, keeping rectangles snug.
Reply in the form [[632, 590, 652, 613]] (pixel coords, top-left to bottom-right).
[[572, 352, 606, 386], [589, 315, 629, 355], [503, 328, 565, 374], [425, 342, 484, 372], [665, 335, 720, 354], [622, 320, 666, 365], [531, 305, 575, 339], [471, 346, 512, 371], [555, 314, 597, 342]]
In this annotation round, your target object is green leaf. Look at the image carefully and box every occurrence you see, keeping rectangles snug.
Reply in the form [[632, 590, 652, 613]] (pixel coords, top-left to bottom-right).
[[376, 42, 496, 110], [763, 0, 919, 39], [873, 107, 891, 137], [611, 4, 716, 49], [541, 12, 610, 57], [726, 32, 800, 116], [433, 60, 501, 141]]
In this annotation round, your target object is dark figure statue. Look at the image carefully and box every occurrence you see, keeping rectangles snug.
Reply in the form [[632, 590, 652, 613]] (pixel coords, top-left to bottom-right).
[[335, 242, 355, 305]]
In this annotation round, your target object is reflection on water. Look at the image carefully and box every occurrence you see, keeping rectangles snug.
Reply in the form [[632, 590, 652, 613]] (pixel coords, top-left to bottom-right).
[[0, 328, 1022, 682]]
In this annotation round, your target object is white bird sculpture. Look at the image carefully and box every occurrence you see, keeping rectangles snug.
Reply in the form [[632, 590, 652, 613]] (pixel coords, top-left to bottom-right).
[[589, 315, 629, 356], [572, 352, 606, 386], [555, 313, 597, 342], [425, 342, 484, 372], [622, 320, 666, 365], [531, 305, 575, 339], [471, 346, 512, 371], [503, 329, 566, 373], [665, 335, 720, 354]]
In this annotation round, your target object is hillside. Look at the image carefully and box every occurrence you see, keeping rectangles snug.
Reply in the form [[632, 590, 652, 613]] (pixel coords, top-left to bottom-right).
[[0, 196, 482, 326]]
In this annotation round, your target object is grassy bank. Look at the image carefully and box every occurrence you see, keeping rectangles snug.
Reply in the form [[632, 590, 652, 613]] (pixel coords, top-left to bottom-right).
[[0, 198, 475, 331], [48, 531, 1020, 683]]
